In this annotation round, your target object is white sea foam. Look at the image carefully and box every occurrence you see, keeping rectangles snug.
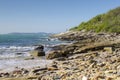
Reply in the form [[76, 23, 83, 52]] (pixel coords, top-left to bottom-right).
[[0, 33, 66, 73], [0, 46, 35, 59], [0, 59, 53, 73]]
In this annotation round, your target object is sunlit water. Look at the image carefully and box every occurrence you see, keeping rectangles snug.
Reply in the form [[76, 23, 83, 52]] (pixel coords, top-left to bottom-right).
[[0, 33, 67, 72]]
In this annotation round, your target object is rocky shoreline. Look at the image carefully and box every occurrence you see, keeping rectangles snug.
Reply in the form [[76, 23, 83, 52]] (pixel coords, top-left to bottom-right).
[[1, 31, 120, 80]]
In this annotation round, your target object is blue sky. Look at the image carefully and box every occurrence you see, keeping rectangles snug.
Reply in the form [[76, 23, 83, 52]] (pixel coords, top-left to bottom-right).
[[0, 0, 120, 33]]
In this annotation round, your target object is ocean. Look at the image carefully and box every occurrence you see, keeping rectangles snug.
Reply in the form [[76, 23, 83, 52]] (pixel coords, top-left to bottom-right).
[[0, 32, 64, 59], [0, 32, 67, 72]]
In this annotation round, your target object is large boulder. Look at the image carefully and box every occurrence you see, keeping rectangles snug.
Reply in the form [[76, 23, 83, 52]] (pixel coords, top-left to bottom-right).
[[46, 50, 62, 59], [30, 45, 45, 57], [46, 44, 76, 59]]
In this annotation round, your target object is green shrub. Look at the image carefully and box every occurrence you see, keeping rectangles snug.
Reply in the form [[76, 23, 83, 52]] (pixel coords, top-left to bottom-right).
[[70, 7, 120, 33]]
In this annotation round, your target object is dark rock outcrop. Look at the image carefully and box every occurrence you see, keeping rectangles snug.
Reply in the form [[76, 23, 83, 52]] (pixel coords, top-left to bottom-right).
[[30, 45, 45, 57], [47, 31, 120, 59]]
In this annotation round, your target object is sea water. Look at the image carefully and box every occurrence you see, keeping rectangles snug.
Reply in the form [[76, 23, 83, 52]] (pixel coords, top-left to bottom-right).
[[0, 32, 66, 72], [0, 32, 65, 58]]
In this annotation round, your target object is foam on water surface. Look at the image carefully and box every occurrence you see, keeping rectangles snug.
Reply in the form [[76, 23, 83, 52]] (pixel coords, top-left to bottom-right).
[[0, 33, 69, 72], [0, 59, 53, 72]]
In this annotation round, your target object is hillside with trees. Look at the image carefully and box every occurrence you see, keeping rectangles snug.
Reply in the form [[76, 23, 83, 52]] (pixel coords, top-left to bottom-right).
[[70, 7, 120, 33]]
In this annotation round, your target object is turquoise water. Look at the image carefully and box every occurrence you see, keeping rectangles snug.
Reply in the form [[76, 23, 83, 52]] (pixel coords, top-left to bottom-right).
[[0, 33, 67, 72], [0, 33, 64, 59], [0, 33, 59, 46]]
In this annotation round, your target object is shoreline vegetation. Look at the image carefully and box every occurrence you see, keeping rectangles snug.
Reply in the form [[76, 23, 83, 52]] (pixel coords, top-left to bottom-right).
[[1, 7, 120, 80], [70, 7, 120, 33]]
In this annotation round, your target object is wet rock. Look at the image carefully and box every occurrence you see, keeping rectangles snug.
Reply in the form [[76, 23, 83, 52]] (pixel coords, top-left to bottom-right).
[[21, 68, 29, 75], [32, 68, 47, 73], [16, 53, 23, 55], [0, 73, 9, 77], [30, 45, 45, 57], [0, 73, 2, 77]]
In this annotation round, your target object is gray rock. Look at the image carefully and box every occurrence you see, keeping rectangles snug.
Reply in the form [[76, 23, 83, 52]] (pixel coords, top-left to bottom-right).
[[30, 45, 45, 57]]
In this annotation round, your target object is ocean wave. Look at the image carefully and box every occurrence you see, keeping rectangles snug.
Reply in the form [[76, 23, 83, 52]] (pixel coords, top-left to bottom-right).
[[0, 46, 34, 59]]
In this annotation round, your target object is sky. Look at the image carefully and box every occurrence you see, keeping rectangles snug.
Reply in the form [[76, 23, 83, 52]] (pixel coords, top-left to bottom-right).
[[0, 0, 120, 34]]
